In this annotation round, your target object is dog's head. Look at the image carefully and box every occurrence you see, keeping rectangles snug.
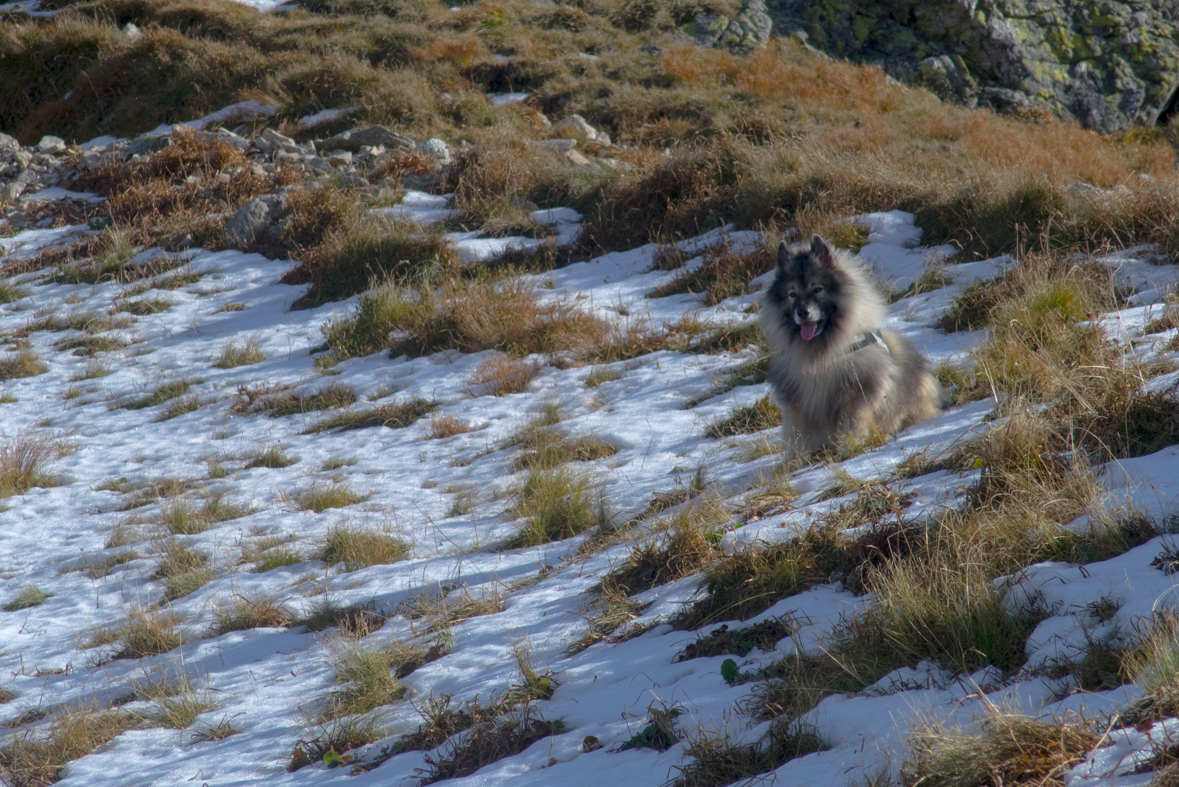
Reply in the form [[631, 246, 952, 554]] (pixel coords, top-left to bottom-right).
[[766, 235, 845, 346]]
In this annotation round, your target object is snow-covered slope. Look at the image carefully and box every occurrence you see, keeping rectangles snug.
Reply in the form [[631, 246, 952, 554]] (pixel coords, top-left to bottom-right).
[[3, 181, 1179, 787]]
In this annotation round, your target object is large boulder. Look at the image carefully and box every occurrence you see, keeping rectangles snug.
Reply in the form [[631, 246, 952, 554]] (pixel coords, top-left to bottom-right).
[[693, 0, 773, 55], [777, 0, 1179, 132]]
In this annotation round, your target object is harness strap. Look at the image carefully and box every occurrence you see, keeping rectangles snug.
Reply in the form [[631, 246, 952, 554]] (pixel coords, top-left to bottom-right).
[[846, 329, 889, 355]]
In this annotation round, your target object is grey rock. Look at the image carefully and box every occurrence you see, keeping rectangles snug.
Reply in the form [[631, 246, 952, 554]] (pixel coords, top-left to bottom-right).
[[1, 182, 26, 200], [35, 136, 67, 155], [123, 135, 172, 158], [261, 128, 295, 147], [531, 139, 577, 151], [416, 138, 452, 164], [225, 193, 286, 249], [777, 0, 1179, 132], [13, 149, 32, 167], [694, 0, 772, 55], [0, 132, 19, 151], [402, 173, 443, 191], [317, 125, 414, 154], [551, 115, 604, 144]]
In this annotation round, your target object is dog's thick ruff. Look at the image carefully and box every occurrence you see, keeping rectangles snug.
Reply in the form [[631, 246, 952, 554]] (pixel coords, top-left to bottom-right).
[[759, 235, 940, 459]]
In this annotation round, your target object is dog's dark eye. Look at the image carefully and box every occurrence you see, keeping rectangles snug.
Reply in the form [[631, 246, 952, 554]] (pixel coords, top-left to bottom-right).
[[785, 292, 796, 299], [812, 287, 823, 295]]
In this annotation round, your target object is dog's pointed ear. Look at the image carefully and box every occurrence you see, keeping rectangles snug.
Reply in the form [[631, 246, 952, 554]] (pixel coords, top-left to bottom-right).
[[810, 235, 835, 268], [776, 241, 791, 269]]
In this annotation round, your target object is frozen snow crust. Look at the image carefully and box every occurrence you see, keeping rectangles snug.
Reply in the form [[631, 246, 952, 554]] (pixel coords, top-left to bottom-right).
[[3, 177, 1179, 785]]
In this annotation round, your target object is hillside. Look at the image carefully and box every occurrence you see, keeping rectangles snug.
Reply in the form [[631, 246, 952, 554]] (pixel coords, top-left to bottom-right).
[[4, 2, 1179, 786]]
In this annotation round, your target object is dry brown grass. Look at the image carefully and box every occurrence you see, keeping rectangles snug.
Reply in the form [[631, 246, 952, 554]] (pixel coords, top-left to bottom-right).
[[418, 702, 564, 785], [429, 414, 471, 439], [648, 237, 775, 304], [0, 708, 140, 787], [902, 713, 1098, 787], [212, 592, 293, 635], [0, 350, 47, 382], [463, 355, 542, 397], [0, 432, 61, 498]]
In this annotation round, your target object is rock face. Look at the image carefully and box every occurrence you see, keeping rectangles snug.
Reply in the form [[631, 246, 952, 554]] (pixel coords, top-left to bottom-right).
[[777, 0, 1179, 132], [693, 0, 774, 55]]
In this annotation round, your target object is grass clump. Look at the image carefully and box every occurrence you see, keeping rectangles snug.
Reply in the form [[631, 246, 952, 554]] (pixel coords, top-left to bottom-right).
[[157, 394, 202, 421], [287, 714, 385, 772], [212, 592, 293, 635], [146, 677, 215, 730], [618, 703, 682, 752], [160, 490, 251, 535], [418, 702, 565, 785], [111, 609, 184, 660], [902, 713, 1098, 787], [429, 414, 471, 439], [213, 337, 265, 369], [0, 432, 61, 498], [510, 428, 618, 472], [0, 350, 47, 381], [286, 216, 457, 309], [509, 467, 602, 548], [463, 355, 542, 397], [304, 398, 435, 434], [319, 524, 407, 572], [151, 540, 212, 601], [0, 709, 140, 787], [245, 444, 296, 469], [671, 721, 827, 787], [704, 396, 780, 439], [321, 640, 408, 721], [294, 481, 367, 513], [259, 383, 357, 417], [124, 379, 200, 410], [648, 238, 775, 305], [3, 585, 51, 612]]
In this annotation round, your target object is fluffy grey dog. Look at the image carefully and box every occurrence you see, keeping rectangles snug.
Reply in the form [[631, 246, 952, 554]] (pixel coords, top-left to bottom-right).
[[759, 235, 941, 460]]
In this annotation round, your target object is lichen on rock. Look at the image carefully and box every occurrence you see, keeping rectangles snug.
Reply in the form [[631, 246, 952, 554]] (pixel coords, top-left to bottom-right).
[[777, 0, 1179, 132]]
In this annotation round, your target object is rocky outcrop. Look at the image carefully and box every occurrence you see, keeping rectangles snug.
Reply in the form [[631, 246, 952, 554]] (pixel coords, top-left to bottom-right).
[[693, 0, 774, 55], [777, 0, 1179, 133]]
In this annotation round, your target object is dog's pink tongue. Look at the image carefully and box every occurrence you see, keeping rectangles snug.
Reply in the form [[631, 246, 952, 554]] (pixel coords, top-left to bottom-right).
[[800, 321, 817, 341]]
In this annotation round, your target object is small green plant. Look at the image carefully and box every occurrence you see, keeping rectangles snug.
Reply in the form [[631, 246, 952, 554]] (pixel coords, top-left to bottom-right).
[[720, 659, 739, 685], [619, 703, 682, 752]]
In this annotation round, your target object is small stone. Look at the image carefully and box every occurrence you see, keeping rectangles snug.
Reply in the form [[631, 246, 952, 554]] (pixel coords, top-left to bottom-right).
[[0, 132, 18, 151], [261, 127, 295, 147], [562, 149, 594, 167], [13, 149, 32, 167], [327, 151, 353, 167], [582, 736, 601, 753], [531, 139, 577, 151]]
